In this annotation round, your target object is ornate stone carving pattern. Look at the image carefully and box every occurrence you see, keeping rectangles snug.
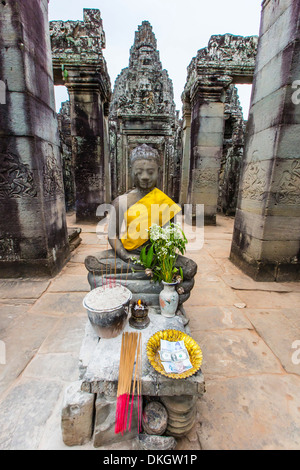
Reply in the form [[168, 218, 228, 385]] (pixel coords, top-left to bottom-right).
[[43, 145, 65, 197], [240, 161, 267, 201], [274, 160, 300, 205], [0, 153, 37, 199], [109, 22, 176, 118]]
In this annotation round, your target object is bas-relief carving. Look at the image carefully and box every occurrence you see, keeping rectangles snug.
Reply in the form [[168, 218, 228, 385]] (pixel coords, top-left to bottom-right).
[[0, 153, 37, 199], [192, 168, 218, 192], [0, 235, 20, 261], [240, 158, 300, 206], [240, 160, 267, 202], [85, 174, 103, 191], [43, 144, 65, 197], [274, 160, 300, 205]]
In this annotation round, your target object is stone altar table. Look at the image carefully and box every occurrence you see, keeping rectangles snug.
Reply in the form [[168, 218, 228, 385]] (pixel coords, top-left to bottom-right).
[[61, 308, 205, 449]]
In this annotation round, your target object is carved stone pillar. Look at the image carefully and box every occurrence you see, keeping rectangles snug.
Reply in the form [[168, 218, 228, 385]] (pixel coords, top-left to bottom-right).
[[67, 77, 111, 221], [0, 0, 69, 277], [230, 0, 300, 281], [179, 100, 191, 206], [50, 9, 111, 222], [188, 76, 232, 224]]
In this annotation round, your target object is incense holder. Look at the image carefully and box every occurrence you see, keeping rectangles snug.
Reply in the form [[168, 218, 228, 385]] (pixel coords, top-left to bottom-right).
[[129, 300, 150, 330], [83, 285, 132, 339]]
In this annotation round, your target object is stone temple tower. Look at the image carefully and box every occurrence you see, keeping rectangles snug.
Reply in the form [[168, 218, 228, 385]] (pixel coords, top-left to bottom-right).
[[109, 21, 182, 201]]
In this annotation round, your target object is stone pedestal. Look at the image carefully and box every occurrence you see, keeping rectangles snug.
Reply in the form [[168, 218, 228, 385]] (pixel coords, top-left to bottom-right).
[[0, 0, 70, 277], [230, 0, 300, 281], [61, 311, 205, 448]]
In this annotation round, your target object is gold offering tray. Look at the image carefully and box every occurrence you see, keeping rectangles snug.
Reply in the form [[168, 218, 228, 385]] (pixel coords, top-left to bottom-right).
[[146, 329, 203, 379]]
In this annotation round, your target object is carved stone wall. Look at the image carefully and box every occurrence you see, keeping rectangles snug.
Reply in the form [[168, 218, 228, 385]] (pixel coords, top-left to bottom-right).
[[181, 33, 257, 223], [230, 0, 300, 281], [218, 85, 246, 215], [57, 101, 75, 212], [0, 0, 69, 277], [50, 9, 112, 222], [109, 21, 181, 201]]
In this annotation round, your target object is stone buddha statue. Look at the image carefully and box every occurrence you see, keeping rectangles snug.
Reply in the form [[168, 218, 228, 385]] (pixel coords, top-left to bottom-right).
[[85, 144, 197, 307]]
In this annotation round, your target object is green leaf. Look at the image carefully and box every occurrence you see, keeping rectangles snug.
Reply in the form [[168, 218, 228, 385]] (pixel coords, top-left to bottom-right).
[[146, 244, 154, 268], [140, 246, 146, 265]]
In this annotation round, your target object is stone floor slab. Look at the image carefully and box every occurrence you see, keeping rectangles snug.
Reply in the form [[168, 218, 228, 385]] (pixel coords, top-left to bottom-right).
[[0, 279, 50, 299], [48, 275, 90, 293], [192, 329, 283, 379], [38, 316, 87, 354], [28, 293, 87, 316], [0, 314, 59, 396], [186, 306, 253, 331], [197, 374, 300, 450], [184, 280, 243, 307], [233, 290, 300, 309], [245, 309, 300, 375], [0, 377, 64, 450], [23, 352, 79, 382], [221, 274, 300, 292]]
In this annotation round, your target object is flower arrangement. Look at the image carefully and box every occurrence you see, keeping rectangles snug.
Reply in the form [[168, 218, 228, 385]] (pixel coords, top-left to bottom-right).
[[132, 223, 188, 284]]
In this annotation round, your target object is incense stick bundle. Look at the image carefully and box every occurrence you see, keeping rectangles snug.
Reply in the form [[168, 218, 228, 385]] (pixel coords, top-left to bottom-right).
[[115, 332, 142, 435]]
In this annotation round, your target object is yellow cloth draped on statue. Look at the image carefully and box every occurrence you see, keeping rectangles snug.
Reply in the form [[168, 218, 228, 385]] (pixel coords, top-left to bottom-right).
[[121, 187, 182, 251]]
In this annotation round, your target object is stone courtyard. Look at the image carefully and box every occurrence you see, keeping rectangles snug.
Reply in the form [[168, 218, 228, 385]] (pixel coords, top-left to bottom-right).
[[0, 214, 299, 450]]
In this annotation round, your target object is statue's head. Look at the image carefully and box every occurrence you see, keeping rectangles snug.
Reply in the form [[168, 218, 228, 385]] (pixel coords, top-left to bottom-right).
[[130, 144, 159, 191]]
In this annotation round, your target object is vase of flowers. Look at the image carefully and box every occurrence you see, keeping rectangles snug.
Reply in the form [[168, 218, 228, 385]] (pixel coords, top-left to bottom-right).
[[159, 280, 179, 318], [132, 223, 188, 317]]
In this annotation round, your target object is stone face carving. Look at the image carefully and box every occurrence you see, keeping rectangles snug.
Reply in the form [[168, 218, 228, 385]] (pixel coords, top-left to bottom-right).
[[0, 153, 37, 199], [109, 21, 181, 201], [110, 21, 175, 119]]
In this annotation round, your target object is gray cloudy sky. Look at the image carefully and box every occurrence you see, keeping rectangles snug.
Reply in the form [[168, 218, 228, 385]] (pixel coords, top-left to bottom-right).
[[48, 0, 263, 118]]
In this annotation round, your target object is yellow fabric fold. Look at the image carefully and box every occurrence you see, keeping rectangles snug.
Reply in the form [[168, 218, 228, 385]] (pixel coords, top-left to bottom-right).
[[121, 187, 181, 251]]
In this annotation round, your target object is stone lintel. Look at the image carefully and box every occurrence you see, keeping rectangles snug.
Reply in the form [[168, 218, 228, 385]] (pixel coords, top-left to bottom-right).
[[190, 76, 233, 105], [53, 62, 111, 103]]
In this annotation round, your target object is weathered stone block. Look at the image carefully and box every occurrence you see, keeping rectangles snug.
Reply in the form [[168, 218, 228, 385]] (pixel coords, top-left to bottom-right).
[[61, 380, 95, 447], [256, 5, 296, 72], [93, 394, 138, 447]]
